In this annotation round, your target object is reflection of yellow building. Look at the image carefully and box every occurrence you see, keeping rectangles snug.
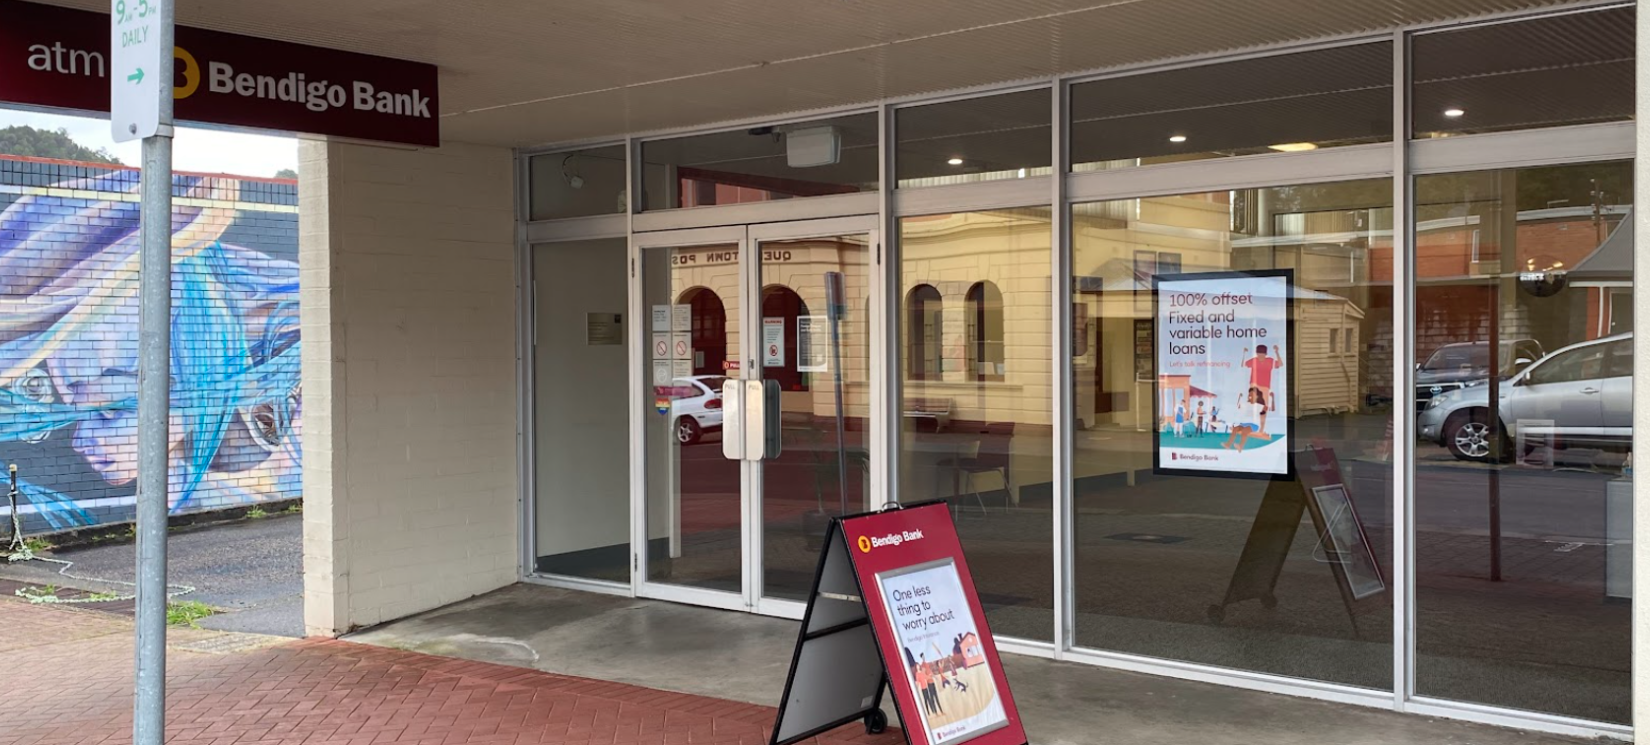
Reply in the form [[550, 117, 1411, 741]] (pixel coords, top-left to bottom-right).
[[1070, 194, 1373, 430], [889, 198, 1374, 435], [665, 237, 874, 422]]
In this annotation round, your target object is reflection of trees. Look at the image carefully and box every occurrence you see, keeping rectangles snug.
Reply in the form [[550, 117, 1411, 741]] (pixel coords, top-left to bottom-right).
[[1258, 181, 1392, 219], [1415, 162, 1632, 214]]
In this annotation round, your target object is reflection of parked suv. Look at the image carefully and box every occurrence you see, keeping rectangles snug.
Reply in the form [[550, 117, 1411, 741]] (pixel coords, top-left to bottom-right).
[[670, 376, 726, 445], [1415, 339, 1545, 413], [1419, 333, 1631, 462]]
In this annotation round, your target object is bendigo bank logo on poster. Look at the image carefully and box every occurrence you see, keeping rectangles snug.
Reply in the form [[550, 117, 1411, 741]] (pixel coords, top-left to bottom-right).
[[878, 558, 1009, 745]]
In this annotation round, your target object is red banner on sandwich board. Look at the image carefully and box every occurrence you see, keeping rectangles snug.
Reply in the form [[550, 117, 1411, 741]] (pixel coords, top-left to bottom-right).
[[769, 502, 1026, 745]]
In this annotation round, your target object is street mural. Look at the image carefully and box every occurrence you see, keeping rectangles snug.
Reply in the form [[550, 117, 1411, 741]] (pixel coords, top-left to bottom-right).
[[0, 157, 300, 534]]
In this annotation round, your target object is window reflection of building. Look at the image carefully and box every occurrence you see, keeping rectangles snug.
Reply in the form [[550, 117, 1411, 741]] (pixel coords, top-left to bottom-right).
[[761, 285, 810, 392], [966, 282, 1005, 383], [1070, 179, 1394, 690], [680, 287, 728, 376], [1412, 162, 1633, 721], [906, 285, 943, 381], [897, 207, 1054, 642]]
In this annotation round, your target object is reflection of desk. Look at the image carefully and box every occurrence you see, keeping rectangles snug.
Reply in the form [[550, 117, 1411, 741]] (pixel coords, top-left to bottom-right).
[[905, 434, 1009, 515], [902, 399, 953, 432], [906, 435, 970, 502]]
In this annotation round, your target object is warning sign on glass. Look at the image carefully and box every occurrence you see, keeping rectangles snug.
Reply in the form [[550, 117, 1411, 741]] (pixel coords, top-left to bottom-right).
[[797, 316, 828, 373]]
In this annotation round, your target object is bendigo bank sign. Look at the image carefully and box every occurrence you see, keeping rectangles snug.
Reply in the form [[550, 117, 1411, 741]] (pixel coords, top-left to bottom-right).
[[1, 0, 439, 146]]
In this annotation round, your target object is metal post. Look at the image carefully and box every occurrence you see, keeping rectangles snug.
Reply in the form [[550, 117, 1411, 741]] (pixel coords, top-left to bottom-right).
[[133, 1, 174, 743], [827, 271, 848, 515]]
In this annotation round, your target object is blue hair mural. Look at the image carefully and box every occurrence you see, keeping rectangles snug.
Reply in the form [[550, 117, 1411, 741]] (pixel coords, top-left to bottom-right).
[[0, 164, 300, 533]]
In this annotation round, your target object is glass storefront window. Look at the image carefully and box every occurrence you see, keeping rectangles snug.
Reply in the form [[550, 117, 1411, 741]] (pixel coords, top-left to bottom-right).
[[1412, 7, 1634, 139], [898, 207, 1054, 641], [639, 113, 878, 211], [1069, 43, 1392, 172], [1413, 162, 1633, 723], [1070, 180, 1395, 689], [896, 89, 1052, 188], [529, 145, 628, 220]]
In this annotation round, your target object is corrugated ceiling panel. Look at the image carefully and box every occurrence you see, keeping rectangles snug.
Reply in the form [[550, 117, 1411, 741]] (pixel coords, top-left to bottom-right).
[[30, 0, 1605, 145]]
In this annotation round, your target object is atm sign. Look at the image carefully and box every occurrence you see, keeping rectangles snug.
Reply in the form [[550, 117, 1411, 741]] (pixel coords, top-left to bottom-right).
[[1, 0, 440, 146]]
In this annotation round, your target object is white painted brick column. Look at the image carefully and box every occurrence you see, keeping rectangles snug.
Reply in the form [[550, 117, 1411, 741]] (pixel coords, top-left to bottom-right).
[[301, 139, 518, 636]]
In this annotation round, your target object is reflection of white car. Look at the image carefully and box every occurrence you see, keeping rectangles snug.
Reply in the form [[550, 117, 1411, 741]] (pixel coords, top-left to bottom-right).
[[1418, 333, 1632, 462], [671, 376, 726, 445]]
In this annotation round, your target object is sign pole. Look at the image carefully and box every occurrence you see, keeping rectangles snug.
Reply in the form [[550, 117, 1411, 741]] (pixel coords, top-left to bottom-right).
[[114, 0, 175, 743], [827, 272, 848, 515]]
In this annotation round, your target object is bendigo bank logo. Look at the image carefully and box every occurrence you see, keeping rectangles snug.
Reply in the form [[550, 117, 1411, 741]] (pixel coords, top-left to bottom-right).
[[858, 530, 925, 553]]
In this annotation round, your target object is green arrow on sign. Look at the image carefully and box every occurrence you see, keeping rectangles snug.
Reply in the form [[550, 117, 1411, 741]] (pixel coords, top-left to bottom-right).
[[127, 68, 145, 84]]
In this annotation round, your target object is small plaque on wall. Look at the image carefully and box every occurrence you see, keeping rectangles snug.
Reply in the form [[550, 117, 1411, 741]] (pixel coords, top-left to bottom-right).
[[587, 313, 623, 345]]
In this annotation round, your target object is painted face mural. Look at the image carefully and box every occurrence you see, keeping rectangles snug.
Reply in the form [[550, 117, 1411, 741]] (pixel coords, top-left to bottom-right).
[[0, 165, 300, 532]]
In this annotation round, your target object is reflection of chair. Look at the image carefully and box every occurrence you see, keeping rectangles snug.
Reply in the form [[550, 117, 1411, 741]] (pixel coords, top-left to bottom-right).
[[939, 423, 1015, 516]]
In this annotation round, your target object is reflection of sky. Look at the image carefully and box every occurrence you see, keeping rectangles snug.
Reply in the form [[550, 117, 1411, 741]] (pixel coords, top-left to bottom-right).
[[0, 173, 299, 530]]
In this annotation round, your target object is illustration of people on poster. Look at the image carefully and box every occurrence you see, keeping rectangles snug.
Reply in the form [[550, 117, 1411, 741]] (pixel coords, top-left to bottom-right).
[[878, 559, 1009, 745], [1155, 270, 1292, 476]]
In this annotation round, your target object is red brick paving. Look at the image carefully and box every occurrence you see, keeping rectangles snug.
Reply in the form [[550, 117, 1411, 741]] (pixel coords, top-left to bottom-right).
[[0, 598, 901, 745]]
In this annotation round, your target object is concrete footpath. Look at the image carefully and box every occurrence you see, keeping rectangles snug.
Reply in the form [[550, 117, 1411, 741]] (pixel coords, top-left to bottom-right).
[[349, 584, 1603, 745], [0, 597, 894, 745]]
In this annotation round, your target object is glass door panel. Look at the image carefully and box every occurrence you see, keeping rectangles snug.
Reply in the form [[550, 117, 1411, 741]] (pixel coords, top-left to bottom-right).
[[754, 231, 874, 602], [639, 236, 745, 598]]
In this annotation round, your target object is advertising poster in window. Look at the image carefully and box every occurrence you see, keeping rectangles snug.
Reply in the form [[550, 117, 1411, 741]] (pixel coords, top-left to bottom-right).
[[878, 558, 1009, 745], [1154, 269, 1293, 477]]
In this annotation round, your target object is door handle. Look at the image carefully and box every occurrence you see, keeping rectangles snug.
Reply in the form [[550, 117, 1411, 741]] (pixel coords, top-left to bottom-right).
[[1580, 388, 1600, 395], [722, 380, 745, 460], [744, 380, 782, 461], [721, 379, 781, 461]]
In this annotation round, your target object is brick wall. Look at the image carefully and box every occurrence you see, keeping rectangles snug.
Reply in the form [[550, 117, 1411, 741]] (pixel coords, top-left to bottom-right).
[[0, 155, 300, 535], [300, 140, 517, 635]]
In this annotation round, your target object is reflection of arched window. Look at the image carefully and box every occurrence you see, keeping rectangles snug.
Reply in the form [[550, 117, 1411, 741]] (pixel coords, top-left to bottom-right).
[[906, 285, 943, 381], [678, 287, 726, 376], [761, 286, 810, 391], [966, 281, 1004, 382]]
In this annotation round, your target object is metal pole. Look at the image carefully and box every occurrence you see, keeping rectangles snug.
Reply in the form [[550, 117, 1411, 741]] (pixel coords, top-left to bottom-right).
[[133, 0, 175, 743], [827, 272, 848, 515]]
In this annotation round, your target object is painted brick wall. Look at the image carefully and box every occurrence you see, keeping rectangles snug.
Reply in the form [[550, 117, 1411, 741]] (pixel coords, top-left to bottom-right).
[[300, 140, 517, 635], [0, 155, 300, 535]]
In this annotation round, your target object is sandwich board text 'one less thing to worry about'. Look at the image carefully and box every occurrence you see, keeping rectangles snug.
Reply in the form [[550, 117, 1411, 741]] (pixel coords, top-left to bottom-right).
[[769, 502, 1028, 745]]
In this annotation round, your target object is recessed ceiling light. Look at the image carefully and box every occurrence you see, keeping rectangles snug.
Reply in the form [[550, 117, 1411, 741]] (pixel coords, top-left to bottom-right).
[[947, 157, 964, 166], [1168, 135, 1188, 143], [1268, 142, 1319, 152], [1444, 108, 1466, 118]]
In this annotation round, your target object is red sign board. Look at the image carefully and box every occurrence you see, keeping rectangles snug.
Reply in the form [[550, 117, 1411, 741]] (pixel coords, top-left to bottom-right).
[[0, 0, 439, 146], [842, 504, 1026, 745]]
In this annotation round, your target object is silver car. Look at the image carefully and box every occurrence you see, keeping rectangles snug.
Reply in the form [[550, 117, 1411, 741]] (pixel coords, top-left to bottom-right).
[[1418, 333, 1632, 462]]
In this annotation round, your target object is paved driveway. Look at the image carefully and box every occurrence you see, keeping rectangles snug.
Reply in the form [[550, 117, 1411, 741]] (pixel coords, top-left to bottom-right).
[[1, 513, 303, 636], [0, 597, 895, 745]]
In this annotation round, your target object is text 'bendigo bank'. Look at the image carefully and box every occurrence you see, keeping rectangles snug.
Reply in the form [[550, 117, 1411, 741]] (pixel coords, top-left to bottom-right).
[[208, 62, 430, 117], [868, 529, 924, 548]]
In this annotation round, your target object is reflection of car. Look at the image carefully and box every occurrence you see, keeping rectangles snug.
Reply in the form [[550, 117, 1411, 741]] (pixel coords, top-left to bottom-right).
[[1414, 339, 1546, 413], [1419, 333, 1631, 462], [671, 376, 726, 445]]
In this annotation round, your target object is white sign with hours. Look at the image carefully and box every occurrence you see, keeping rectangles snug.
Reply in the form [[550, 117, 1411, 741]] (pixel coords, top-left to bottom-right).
[[110, 0, 165, 142]]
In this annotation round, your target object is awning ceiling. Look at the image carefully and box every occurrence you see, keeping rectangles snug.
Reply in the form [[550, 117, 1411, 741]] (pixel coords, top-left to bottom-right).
[[32, 0, 1604, 148]]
